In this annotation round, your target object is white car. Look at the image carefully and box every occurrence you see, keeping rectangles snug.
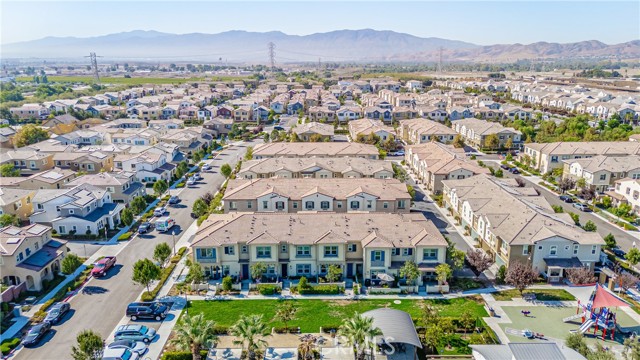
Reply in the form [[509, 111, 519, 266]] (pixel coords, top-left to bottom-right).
[[153, 207, 166, 217], [186, 178, 196, 187], [102, 347, 139, 360]]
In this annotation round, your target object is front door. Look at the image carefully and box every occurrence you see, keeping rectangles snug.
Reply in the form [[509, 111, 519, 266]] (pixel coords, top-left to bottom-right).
[[347, 263, 353, 278], [281, 264, 288, 278], [242, 264, 249, 280]]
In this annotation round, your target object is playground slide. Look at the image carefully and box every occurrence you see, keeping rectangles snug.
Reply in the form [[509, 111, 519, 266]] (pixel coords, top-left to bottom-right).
[[579, 319, 595, 334], [563, 312, 586, 323]]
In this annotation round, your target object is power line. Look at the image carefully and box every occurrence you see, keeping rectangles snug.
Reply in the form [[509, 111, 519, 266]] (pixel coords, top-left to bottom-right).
[[84, 52, 102, 82], [268, 42, 276, 70]]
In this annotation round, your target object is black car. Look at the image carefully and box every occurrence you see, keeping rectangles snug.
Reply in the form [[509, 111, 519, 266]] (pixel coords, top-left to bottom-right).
[[138, 222, 154, 234], [612, 248, 626, 259], [509, 168, 520, 174], [126, 301, 169, 321], [500, 164, 510, 170], [274, 126, 285, 131], [559, 195, 573, 203], [22, 322, 51, 347], [43, 302, 70, 324]]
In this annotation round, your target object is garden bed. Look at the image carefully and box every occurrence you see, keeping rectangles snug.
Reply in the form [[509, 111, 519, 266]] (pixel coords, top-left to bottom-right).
[[492, 289, 575, 301]]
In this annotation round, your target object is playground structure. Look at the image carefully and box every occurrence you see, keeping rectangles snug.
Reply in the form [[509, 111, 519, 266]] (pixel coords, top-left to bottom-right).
[[563, 284, 630, 340]]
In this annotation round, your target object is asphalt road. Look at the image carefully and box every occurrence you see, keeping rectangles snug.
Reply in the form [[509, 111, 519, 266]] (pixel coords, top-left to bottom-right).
[[483, 160, 639, 253], [15, 141, 254, 360]]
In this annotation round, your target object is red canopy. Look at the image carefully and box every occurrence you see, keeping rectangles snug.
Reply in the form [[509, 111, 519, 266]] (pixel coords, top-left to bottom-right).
[[591, 284, 630, 309]]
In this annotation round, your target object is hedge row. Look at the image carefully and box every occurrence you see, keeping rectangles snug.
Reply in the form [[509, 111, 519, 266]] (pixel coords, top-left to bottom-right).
[[0, 338, 21, 354], [292, 284, 343, 295], [142, 247, 187, 301], [256, 284, 281, 295], [161, 350, 208, 360], [32, 266, 93, 323], [118, 232, 133, 241]]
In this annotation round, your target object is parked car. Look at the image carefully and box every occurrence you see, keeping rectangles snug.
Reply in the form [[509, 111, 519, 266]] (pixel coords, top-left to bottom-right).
[[274, 126, 285, 131], [102, 347, 140, 360], [22, 322, 51, 347], [509, 167, 520, 174], [168, 196, 180, 205], [153, 207, 166, 217], [92, 256, 117, 277], [559, 195, 574, 203], [193, 172, 202, 180], [500, 164, 510, 170], [389, 150, 405, 156], [186, 178, 196, 187], [202, 164, 212, 172], [138, 222, 154, 234], [114, 324, 156, 343], [106, 339, 147, 356], [573, 203, 591, 212], [612, 248, 626, 259], [126, 301, 169, 321], [44, 302, 70, 324]]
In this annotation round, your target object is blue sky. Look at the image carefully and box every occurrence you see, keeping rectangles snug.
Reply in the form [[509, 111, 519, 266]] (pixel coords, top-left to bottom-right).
[[2, 1, 638, 45]]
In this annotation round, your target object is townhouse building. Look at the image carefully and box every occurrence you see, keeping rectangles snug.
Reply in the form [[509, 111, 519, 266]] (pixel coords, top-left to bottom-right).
[[252, 143, 379, 160], [0, 188, 35, 221], [442, 175, 604, 281], [1, 224, 68, 292], [291, 122, 334, 142], [607, 178, 640, 215], [451, 118, 522, 150], [238, 157, 394, 180], [563, 155, 640, 193], [2, 168, 77, 190], [64, 172, 145, 204], [1, 150, 55, 175], [349, 118, 395, 142], [400, 118, 457, 144], [52, 151, 114, 173], [191, 212, 448, 283], [114, 152, 176, 183]]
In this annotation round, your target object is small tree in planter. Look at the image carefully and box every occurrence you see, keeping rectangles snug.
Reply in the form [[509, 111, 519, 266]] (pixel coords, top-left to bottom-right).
[[222, 276, 233, 292], [325, 264, 343, 283], [505, 261, 538, 296], [250, 262, 267, 282], [399, 261, 420, 292], [464, 225, 470, 235], [435, 263, 452, 292]]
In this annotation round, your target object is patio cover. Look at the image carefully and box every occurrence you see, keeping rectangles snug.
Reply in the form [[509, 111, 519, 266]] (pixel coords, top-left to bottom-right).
[[362, 308, 422, 348]]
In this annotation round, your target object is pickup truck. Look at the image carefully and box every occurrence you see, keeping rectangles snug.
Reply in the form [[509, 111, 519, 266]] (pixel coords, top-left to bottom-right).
[[92, 256, 117, 277]]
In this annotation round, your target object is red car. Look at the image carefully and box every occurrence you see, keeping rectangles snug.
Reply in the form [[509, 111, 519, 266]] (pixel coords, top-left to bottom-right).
[[92, 256, 116, 277]]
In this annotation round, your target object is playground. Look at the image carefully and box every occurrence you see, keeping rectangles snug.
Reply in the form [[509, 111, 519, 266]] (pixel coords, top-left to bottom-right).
[[497, 285, 640, 346]]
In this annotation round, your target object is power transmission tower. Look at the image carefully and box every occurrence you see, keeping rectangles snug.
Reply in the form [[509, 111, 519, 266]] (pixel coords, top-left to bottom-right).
[[437, 47, 443, 73], [318, 57, 322, 73], [84, 52, 102, 82], [267, 42, 276, 70], [529, 59, 536, 73]]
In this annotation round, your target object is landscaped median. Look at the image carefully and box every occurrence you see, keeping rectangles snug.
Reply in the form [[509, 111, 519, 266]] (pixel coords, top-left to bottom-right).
[[141, 247, 187, 301]]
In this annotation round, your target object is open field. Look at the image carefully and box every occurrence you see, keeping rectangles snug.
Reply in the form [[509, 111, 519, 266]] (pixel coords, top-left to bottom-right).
[[188, 297, 488, 333], [15, 75, 249, 85]]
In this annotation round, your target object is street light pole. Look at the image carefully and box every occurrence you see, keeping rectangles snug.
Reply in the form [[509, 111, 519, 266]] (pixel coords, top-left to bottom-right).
[[172, 233, 176, 256]]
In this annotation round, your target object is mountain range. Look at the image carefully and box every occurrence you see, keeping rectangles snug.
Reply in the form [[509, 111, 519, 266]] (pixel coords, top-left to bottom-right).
[[2, 29, 639, 62]]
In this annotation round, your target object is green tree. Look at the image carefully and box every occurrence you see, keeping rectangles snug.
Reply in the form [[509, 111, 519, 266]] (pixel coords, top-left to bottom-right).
[[71, 329, 104, 360], [583, 220, 597, 232], [274, 301, 298, 332], [494, 168, 504, 178], [626, 247, 640, 266], [14, 124, 50, 147], [613, 203, 632, 221], [244, 146, 254, 160], [250, 262, 267, 281], [192, 198, 209, 218], [153, 242, 172, 267], [170, 313, 218, 360], [623, 335, 640, 360], [132, 258, 161, 293], [130, 196, 147, 215], [603, 233, 616, 250], [325, 264, 343, 282], [576, 177, 587, 189], [186, 262, 206, 284], [120, 208, 133, 227], [222, 276, 233, 291], [152, 179, 169, 197], [0, 213, 20, 227], [192, 151, 202, 163], [398, 261, 420, 292], [338, 312, 382, 360], [566, 333, 590, 358], [484, 134, 499, 150], [230, 315, 271, 360], [505, 137, 514, 149], [263, 133, 270, 142], [0, 164, 20, 177], [452, 134, 465, 148], [221, 163, 232, 178], [62, 253, 83, 275], [176, 161, 190, 179], [435, 263, 452, 285]]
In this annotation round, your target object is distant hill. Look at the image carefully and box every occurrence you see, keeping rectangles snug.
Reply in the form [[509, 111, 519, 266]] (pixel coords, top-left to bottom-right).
[[2, 29, 638, 62]]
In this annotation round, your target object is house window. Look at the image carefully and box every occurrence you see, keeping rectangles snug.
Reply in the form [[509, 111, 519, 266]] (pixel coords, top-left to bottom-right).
[[293, 202, 298, 209], [599, 174, 606, 180], [25, 248, 31, 257], [538, 245, 543, 250], [350, 201, 360, 209], [275, 201, 285, 210], [281, 244, 287, 253], [523, 246, 529, 256], [591, 245, 597, 255], [324, 245, 338, 257], [550, 245, 558, 256], [319, 264, 327, 274], [366, 200, 373, 209], [372, 250, 383, 261], [305, 201, 315, 210], [224, 246, 235, 255], [320, 201, 330, 210], [383, 202, 388, 209], [391, 248, 400, 256], [337, 202, 342, 208], [87, 164, 94, 171], [296, 264, 311, 275], [256, 246, 271, 258], [247, 201, 252, 209], [229, 201, 237, 210], [403, 248, 413, 256], [59, 226, 66, 234], [348, 244, 357, 252], [398, 200, 406, 209], [296, 246, 311, 257], [16, 252, 24, 262], [106, 187, 115, 193], [196, 248, 216, 259], [551, 156, 558, 163], [573, 244, 579, 255], [423, 249, 438, 260], [241, 245, 248, 253], [262, 201, 268, 210]]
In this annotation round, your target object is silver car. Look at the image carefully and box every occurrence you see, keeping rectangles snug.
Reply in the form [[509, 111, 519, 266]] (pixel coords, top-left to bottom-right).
[[107, 339, 147, 356]]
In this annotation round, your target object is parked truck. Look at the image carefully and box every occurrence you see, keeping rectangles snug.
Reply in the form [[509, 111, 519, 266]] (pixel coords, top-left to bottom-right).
[[155, 217, 176, 232]]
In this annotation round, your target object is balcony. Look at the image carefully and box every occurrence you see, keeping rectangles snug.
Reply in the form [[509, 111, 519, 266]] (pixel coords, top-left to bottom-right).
[[296, 254, 312, 259], [197, 257, 217, 263], [370, 260, 385, 267]]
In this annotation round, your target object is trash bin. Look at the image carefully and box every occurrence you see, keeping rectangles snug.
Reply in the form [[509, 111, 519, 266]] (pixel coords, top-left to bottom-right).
[[489, 307, 495, 317]]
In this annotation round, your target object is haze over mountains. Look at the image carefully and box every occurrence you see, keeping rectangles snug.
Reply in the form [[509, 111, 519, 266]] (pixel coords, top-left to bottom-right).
[[2, 29, 639, 62]]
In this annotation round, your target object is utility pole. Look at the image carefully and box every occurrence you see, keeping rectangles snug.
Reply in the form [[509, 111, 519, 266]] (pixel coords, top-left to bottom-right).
[[437, 47, 443, 73], [84, 52, 102, 82], [268, 42, 276, 70], [318, 57, 322, 73]]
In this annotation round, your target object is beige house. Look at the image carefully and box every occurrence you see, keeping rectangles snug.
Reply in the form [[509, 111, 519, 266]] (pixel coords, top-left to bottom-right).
[[451, 118, 522, 150], [191, 212, 448, 283], [252, 143, 379, 160], [2, 168, 77, 190], [292, 122, 334, 142], [238, 157, 393, 180], [442, 175, 603, 281], [522, 142, 640, 174], [563, 155, 640, 193], [405, 142, 489, 194], [606, 178, 640, 215], [348, 118, 396, 142], [233, 107, 252, 122], [0, 224, 67, 291], [0, 188, 35, 221], [223, 178, 410, 213], [64, 172, 145, 204], [400, 119, 457, 144], [52, 151, 114, 173], [1, 150, 55, 175]]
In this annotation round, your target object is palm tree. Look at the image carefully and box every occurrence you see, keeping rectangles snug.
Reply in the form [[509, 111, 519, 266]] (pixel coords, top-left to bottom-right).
[[170, 314, 218, 360], [338, 312, 382, 360], [298, 339, 316, 360], [230, 314, 270, 360]]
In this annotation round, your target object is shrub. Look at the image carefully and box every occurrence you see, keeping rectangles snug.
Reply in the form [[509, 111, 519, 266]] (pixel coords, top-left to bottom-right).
[[161, 351, 206, 360], [118, 232, 133, 241], [298, 276, 309, 289], [176, 182, 185, 188], [551, 205, 563, 213], [569, 212, 580, 225], [170, 247, 187, 264], [222, 276, 233, 291], [583, 220, 597, 232], [496, 265, 507, 284], [257, 284, 281, 295], [0, 338, 21, 354], [298, 284, 342, 295]]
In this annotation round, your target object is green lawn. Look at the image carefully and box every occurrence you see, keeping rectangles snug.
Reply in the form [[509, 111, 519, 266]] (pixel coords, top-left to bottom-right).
[[188, 298, 488, 333], [492, 289, 575, 301]]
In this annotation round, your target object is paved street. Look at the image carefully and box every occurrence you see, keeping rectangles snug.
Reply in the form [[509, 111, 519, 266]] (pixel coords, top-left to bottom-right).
[[482, 159, 639, 253], [14, 142, 254, 360]]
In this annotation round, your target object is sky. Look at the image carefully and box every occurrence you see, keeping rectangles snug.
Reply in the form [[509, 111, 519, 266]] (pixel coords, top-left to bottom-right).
[[2, 1, 639, 45]]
